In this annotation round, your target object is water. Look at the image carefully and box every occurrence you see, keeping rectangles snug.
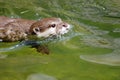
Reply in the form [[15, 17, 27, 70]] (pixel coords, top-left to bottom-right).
[[0, 0, 120, 80]]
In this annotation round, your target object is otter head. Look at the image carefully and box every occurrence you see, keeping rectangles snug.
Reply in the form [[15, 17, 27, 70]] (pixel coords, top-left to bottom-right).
[[30, 18, 71, 38]]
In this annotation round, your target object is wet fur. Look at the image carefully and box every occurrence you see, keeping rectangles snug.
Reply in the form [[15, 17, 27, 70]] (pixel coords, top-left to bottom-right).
[[0, 16, 70, 42], [0, 16, 71, 54]]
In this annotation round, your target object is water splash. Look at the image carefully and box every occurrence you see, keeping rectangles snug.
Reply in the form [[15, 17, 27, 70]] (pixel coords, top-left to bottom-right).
[[0, 29, 80, 52], [0, 38, 56, 52]]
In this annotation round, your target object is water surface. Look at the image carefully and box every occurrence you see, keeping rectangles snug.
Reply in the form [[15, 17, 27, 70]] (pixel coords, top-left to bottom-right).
[[0, 0, 120, 80]]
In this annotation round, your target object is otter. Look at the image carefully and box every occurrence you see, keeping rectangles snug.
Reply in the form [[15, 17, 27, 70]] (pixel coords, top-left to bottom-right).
[[0, 16, 71, 54], [0, 16, 71, 42]]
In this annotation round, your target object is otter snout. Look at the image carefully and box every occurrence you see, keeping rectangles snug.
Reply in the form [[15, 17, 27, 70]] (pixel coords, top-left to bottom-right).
[[56, 22, 71, 35]]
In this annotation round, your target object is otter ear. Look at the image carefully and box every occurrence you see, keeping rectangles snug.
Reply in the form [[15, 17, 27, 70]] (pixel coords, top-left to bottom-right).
[[33, 27, 40, 33], [58, 18, 61, 21]]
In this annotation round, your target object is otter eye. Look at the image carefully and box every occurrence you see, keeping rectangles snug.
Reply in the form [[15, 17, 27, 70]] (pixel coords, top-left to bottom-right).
[[51, 24, 56, 28]]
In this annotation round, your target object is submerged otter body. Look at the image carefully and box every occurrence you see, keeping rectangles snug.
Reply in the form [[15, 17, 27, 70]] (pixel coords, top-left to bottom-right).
[[0, 16, 71, 42]]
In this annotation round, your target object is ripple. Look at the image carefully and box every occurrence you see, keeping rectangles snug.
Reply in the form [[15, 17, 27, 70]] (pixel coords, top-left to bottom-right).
[[113, 28, 120, 33], [79, 22, 109, 35], [80, 50, 120, 66], [27, 73, 57, 80], [82, 35, 112, 49], [113, 38, 120, 49], [80, 37, 120, 66]]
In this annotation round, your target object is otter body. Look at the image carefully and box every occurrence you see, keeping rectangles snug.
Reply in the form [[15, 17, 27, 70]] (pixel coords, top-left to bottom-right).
[[0, 16, 70, 42]]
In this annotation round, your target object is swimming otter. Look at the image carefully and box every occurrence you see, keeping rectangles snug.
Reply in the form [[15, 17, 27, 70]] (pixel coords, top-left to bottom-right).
[[0, 16, 71, 42]]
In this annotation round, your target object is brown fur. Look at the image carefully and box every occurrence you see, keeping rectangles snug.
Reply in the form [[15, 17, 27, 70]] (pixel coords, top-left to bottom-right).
[[0, 16, 70, 42]]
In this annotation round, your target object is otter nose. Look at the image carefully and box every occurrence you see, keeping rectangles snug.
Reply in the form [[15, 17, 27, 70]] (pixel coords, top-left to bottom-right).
[[66, 28, 69, 30], [62, 24, 67, 27]]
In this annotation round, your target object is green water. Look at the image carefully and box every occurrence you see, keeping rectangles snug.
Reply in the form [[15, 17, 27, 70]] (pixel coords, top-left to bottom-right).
[[0, 0, 120, 80]]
